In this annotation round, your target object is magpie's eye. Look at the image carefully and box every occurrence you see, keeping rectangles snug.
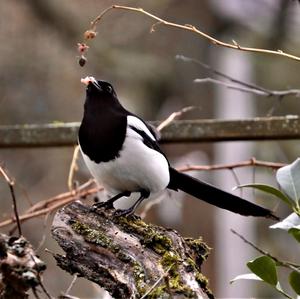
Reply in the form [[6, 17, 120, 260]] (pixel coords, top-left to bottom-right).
[[107, 86, 113, 93]]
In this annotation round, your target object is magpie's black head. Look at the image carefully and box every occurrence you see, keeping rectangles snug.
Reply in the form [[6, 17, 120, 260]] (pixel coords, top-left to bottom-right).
[[81, 76, 117, 99]]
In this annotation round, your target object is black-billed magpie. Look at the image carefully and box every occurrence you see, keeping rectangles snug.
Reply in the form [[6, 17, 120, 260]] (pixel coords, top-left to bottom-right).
[[78, 76, 277, 220]]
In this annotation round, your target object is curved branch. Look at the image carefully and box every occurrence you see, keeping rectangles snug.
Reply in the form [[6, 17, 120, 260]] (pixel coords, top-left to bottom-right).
[[83, 5, 300, 62]]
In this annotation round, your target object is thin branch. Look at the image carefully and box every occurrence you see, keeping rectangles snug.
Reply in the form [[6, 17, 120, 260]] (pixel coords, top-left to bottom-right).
[[140, 264, 173, 299], [177, 158, 285, 172], [84, 5, 300, 62], [0, 159, 285, 229], [8, 180, 95, 235], [194, 78, 300, 98], [177, 55, 300, 104], [68, 145, 80, 191], [29, 253, 53, 299], [0, 180, 101, 229], [0, 165, 22, 236], [176, 55, 270, 93], [64, 274, 78, 296], [37, 277, 52, 299], [157, 106, 200, 131], [36, 212, 51, 253], [231, 229, 300, 273], [140, 193, 167, 219]]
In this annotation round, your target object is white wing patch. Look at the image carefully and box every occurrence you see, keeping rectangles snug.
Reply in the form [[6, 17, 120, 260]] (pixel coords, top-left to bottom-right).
[[127, 115, 156, 141]]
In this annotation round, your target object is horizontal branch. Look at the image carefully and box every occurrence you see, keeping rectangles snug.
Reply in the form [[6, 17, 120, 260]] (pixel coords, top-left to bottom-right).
[[194, 78, 300, 98], [0, 158, 285, 230], [1, 116, 300, 148]]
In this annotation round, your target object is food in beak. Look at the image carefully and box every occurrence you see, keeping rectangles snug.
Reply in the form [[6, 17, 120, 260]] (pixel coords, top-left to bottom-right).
[[81, 76, 96, 86]]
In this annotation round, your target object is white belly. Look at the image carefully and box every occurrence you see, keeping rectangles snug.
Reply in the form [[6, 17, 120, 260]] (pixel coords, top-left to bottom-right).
[[80, 127, 170, 195]]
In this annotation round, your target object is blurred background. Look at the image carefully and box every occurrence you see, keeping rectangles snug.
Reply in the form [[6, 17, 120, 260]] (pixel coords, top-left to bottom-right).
[[0, 0, 300, 298]]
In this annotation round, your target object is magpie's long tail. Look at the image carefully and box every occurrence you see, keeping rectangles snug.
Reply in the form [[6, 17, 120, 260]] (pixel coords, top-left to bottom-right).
[[168, 167, 278, 220]]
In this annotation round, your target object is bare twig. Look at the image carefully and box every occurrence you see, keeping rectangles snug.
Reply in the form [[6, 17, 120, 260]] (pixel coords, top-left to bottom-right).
[[0, 165, 22, 236], [231, 229, 300, 273], [177, 55, 300, 113], [176, 55, 270, 93], [68, 145, 80, 191], [157, 106, 200, 131], [36, 212, 51, 254], [0, 180, 101, 229], [177, 158, 285, 172], [140, 193, 168, 219], [194, 78, 300, 98], [37, 278, 52, 299], [140, 264, 173, 299], [84, 5, 300, 62], [0, 159, 285, 229], [64, 274, 78, 296], [29, 253, 53, 299]]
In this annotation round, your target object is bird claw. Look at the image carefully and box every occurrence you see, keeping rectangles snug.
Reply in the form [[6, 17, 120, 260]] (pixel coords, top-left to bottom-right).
[[113, 208, 134, 218], [91, 201, 114, 212]]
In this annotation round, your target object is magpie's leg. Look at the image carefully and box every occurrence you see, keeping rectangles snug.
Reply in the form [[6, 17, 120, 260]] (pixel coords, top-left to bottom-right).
[[114, 190, 150, 217], [92, 191, 131, 210]]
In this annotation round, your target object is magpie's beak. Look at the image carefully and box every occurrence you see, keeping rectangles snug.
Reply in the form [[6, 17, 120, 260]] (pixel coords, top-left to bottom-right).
[[81, 76, 102, 91]]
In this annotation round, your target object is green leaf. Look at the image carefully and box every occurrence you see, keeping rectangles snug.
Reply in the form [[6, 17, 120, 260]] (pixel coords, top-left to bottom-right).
[[288, 228, 300, 243], [270, 213, 300, 231], [289, 271, 300, 295], [231, 271, 293, 299], [247, 256, 278, 286], [230, 273, 262, 284], [236, 183, 293, 207], [276, 158, 300, 203]]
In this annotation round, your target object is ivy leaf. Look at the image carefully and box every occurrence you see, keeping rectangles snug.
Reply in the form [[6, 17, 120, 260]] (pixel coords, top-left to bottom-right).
[[289, 271, 300, 295], [235, 183, 293, 207], [276, 158, 300, 203], [247, 256, 278, 286]]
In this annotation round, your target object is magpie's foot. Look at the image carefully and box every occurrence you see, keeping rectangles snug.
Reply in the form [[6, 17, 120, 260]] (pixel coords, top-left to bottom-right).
[[91, 201, 114, 212], [113, 208, 134, 218]]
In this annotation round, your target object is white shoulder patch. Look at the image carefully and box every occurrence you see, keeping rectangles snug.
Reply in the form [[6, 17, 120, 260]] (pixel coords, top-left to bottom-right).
[[127, 115, 156, 141]]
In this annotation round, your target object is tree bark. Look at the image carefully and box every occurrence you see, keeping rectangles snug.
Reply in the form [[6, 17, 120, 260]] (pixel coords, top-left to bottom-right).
[[51, 202, 213, 299]]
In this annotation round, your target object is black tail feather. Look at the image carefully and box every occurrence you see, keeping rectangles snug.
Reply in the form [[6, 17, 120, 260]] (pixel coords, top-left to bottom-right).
[[168, 168, 278, 220]]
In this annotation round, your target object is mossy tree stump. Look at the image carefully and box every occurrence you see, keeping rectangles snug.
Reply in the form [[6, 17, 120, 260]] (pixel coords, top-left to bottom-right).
[[51, 202, 213, 299]]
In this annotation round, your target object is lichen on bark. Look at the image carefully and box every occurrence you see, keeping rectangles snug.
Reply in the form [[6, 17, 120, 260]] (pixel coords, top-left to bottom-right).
[[51, 202, 213, 298]]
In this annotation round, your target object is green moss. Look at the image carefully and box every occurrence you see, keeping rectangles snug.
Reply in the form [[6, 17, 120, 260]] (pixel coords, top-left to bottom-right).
[[116, 217, 212, 298], [71, 217, 212, 298], [71, 221, 147, 297], [185, 237, 211, 265], [161, 251, 180, 269], [142, 232, 172, 254], [71, 221, 113, 248], [147, 285, 165, 298], [132, 261, 147, 295], [195, 273, 214, 299], [117, 216, 172, 255], [143, 251, 196, 298], [146, 277, 196, 299]]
